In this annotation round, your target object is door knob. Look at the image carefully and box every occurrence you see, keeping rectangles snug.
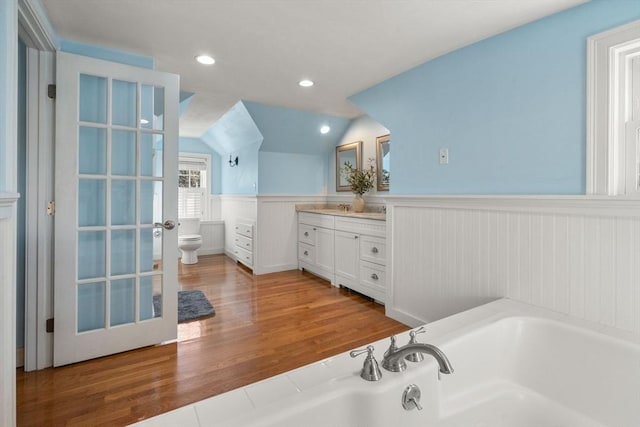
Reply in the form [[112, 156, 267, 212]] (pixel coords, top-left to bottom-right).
[[154, 220, 176, 230]]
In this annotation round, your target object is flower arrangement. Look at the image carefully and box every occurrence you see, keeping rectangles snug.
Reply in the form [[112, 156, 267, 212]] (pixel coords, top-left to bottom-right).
[[341, 160, 376, 195]]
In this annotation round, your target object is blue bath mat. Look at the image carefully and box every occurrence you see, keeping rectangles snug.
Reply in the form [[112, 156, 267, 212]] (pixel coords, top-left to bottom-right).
[[153, 290, 216, 323]]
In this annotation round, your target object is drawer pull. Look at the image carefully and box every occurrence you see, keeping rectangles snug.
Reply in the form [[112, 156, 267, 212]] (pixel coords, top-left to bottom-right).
[[313, 227, 317, 231], [304, 250, 309, 256], [246, 243, 250, 247], [304, 231, 309, 237], [371, 273, 379, 280], [354, 235, 359, 239], [371, 247, 378, 254]]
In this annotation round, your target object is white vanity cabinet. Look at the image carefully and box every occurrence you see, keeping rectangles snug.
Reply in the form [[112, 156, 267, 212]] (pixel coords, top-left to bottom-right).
[[298, 210, 386, 303], [334, 217, 386, 303], [298, 213, 335, 283], [334, 230, 359, 282]]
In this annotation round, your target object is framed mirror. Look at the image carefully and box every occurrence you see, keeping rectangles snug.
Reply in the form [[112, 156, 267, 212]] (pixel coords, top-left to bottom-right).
[[376, 134, 390, 191], [336, 141, 362, 192]]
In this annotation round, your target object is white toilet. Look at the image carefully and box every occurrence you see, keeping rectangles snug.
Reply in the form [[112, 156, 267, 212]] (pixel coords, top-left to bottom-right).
[[178, 218, 202, 264]]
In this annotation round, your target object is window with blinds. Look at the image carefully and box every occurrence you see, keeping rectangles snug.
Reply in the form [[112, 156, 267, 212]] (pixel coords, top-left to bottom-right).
[[178, 155, 208, 218]]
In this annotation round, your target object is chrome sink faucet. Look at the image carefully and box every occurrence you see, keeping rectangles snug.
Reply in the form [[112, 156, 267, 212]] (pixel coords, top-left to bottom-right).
[[381, 334, 454, 375]]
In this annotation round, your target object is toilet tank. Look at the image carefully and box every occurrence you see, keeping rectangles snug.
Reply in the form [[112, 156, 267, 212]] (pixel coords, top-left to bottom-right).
[[178, 218, 201, 235]]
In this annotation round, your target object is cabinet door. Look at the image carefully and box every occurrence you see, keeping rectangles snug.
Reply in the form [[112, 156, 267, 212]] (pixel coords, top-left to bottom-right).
[[315, 227, 335, 272], [334, 230, 359, 282]]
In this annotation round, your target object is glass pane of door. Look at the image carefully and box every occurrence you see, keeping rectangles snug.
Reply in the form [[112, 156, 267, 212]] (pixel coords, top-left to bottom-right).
[[74, 73, 167, 333]]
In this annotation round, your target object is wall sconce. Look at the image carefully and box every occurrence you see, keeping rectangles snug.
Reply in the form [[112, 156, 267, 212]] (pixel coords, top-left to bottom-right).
[[228, 155, 239, 168]]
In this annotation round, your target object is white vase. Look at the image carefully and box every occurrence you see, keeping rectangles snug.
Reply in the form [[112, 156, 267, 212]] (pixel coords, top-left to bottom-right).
[[352, 195, 365, 213]]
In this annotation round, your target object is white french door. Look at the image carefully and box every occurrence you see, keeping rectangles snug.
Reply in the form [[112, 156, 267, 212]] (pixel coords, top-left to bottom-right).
[[53, 52, 179, 366]]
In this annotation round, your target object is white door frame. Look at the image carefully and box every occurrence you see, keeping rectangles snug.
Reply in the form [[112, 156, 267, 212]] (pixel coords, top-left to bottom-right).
[[19, 0, 57, 371], [23, 48, 55, 371]]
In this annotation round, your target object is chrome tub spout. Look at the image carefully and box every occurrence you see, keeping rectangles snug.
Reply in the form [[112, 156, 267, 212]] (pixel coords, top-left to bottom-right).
[[382, 343, 454, 374]]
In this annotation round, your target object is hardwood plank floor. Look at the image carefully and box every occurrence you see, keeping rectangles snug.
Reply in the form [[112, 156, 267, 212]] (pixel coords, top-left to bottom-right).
[[16, 255, 408, 426]]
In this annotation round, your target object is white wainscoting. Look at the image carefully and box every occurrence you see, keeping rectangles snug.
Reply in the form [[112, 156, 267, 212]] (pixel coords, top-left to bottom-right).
[[208, 195, 222, 220], [199, 220, 225, 255], [386, 196, 640, 336], [0, 193, 19, 427], [255, 195, 327, 275]]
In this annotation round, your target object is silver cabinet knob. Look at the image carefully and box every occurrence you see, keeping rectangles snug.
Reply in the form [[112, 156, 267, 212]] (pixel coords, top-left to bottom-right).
[[371, 273, 379, 280], [304, 231, 309, 237], [304, 250, 309, 256], [371, 247, 379, 254]]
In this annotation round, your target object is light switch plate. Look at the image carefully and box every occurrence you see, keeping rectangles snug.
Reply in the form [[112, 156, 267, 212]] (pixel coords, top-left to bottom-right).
[[439, 148, 449, 165]]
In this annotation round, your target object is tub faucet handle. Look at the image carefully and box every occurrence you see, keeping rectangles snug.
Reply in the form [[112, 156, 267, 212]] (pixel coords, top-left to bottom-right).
[[350, 345, 382, 381], [406, 327, 426, 363], [384, 335, 399, 357], [382, 335, 407, 372]]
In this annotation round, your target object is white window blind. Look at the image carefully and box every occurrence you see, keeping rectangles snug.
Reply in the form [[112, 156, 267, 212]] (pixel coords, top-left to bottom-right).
[[178, 188, 204, 218], [179, 157, 207, 171], [178, 154, 209, 218]]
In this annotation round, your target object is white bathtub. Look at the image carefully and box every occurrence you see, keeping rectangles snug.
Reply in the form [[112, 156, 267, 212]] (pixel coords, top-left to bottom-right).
[[132, 299, 640, 427]]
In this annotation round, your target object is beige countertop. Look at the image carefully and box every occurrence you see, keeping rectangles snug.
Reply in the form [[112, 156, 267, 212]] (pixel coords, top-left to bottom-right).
[[296, 205, 385, 221]]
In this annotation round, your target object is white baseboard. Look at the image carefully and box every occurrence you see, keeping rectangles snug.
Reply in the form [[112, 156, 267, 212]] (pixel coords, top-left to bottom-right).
[[16, 347, 24, 368], [385, 307, 426, 328], [199, 248, 224, 256], [253, 263, 298, 275]]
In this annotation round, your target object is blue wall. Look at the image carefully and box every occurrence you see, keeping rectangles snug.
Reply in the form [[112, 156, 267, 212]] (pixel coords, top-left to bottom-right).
[[259, 152, 328, 194], [244, 101, 351, 155], [350, 0, 640, 195], [60, 39, 154, 69], [16, 38, 26, 349], [221, 143, 260, 194], [203, 100, 352, 195], [245, 101, 351, 195], [200, 101, 263, 195], [179, 137, 221, 194]]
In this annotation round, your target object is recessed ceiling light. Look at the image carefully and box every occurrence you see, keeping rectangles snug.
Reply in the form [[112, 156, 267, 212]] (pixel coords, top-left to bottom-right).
[[195, 54, 215, 65], [298, 79, 314, 87], [320, 125, 330, 134]]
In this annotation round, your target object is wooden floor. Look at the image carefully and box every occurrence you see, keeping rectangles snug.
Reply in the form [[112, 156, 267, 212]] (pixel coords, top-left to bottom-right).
[[16, 255, 408, 426]]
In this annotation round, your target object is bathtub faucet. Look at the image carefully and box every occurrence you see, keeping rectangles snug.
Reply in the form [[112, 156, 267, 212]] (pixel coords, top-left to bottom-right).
[[381, 339, 454, 375]]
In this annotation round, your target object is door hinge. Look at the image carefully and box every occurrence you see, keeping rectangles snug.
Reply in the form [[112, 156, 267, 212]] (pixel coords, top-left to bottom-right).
[[47, 84, 56, 99], [47, 201, 55, 216], [46, 318, 54, 333]]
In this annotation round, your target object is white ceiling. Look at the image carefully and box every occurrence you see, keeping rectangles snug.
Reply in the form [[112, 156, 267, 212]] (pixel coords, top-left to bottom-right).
[[41, 0, 587, 137]]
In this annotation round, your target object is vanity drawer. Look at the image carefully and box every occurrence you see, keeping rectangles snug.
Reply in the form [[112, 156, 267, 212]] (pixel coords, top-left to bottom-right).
[[234, 246, 253, 267], [298, 243, 315, 263], [235, 222, 253, 239], [298, 224, 315, 246], [234, 234, 253, 252], [360, 261, 386, 293], [359, 236, 386, 266], [299, 212, 335, 229]]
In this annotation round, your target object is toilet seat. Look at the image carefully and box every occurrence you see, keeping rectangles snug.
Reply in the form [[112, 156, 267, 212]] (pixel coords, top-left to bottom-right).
[[179, 234, 201, 241]]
